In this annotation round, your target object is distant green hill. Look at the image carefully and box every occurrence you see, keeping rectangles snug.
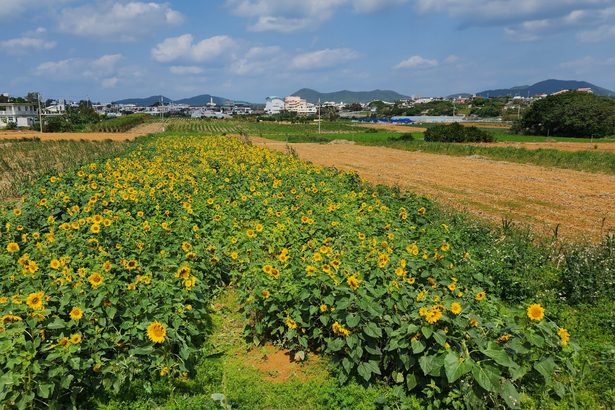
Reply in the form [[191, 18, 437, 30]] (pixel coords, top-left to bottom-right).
[[476, 79, 615, 97], [112, 95, 173, 106], [291, 88, 408, 104], [113, 94, 250, 106]]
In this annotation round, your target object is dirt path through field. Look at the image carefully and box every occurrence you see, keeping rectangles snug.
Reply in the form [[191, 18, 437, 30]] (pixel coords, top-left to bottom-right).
[[0, 122, 165, 141], [251, 137, 615, 240]]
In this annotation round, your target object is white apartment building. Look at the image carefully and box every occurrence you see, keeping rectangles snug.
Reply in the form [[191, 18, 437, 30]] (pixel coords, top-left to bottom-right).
[[265, 96, 285, 114], [0, 103, 38, 128], [284, 96, 317, 115]]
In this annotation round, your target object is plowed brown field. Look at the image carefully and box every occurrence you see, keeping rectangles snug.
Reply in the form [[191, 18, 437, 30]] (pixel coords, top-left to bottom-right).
[[0, 122, 164, 141], [251, 137, 615, 241]]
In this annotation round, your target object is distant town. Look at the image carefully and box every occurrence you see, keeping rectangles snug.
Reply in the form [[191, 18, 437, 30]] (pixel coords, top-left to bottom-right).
[[0, 84, 599, 129]]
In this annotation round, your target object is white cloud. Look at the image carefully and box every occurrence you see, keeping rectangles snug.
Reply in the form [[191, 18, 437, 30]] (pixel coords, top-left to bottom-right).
[[415, 0, 609, 24], [394, 55, 438, 69], [35, 54, 125, 88], [151, 34, 237, 63], [577, 24, 615, 41], [0, 0, 74, 21], [59, 1, 183, 41], [443, 54, 460, 64], [102, 77, 120, 88], [35, 59, 77, 78], [85, 54, 123, 78], [230, 46, 283, 75], [290, 48, 359, 70], [352, 0, 407, 13], [170, 66, 204, 75], [225, 0, 407, 32], [0, 37, 56, 55], [559, 56, 615, 72]]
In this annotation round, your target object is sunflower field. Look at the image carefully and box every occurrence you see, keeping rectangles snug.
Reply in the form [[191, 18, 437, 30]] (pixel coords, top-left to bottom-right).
[[0, 136, 576, 408]]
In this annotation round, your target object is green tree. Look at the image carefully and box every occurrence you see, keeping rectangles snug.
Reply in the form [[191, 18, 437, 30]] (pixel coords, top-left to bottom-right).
[[514, 92, 615, 138], [343, 103, 363, 112], [25, 92, 40, 104]]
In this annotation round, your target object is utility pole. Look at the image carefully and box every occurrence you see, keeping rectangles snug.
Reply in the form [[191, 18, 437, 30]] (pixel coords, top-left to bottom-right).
[[37, 92, 43, 133], [517, 104, 521, 120], [318, 98, 321, 134]]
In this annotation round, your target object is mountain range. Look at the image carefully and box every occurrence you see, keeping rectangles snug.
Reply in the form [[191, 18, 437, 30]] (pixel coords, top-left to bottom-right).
[[473, 79, 615, 98], [113, 94, 245, 106], [112, 79, 614, 107], [290, 88, 408, 104]]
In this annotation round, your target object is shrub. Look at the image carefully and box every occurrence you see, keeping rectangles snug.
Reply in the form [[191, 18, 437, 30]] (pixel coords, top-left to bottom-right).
[[424, 123, 494, 143], [558, 234, 615, 304], [389, 133, 415, 142]]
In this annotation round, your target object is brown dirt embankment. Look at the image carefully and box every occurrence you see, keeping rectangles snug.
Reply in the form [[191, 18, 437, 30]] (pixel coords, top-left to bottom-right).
[[0, 122, 165, 141]]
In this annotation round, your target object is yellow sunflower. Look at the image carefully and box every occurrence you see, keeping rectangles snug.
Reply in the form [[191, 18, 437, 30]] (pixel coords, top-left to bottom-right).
[[70, 307, 84, 320], [527, 304, 545, 321], [6, 242, 20, 253], [475, 291, 486, 301], [147, 321, 167, 343], [26, 292, 45, 310], [558, 327, 570, 347], [70, 333, 82, 344], [347, 275, 360, 290], [286, 318, 298, 329], [88, 272, 104, 288], [450, 302, 462, 315]]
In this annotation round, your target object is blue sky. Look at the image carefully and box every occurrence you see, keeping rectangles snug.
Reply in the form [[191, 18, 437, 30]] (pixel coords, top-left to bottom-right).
[[1, 0, 614, 102]]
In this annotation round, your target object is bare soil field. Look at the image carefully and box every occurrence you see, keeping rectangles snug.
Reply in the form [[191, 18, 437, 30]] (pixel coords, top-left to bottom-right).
[[251, 137, 615, 241], [0, 122, 164, 141], [481, 141, 615, 153]]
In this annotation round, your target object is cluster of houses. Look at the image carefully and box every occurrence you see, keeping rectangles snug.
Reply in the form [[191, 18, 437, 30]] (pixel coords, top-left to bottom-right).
[[265, 96, 351, 115], [104, 98, 255, 119]]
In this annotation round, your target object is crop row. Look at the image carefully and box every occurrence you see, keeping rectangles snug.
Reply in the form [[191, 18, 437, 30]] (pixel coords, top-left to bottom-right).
[[90, 114, 149, 133], [165, 119, 245, 134], [0, 136, 575, 408]]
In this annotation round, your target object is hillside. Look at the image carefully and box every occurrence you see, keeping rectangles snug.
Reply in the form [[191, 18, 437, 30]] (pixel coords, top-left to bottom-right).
[[291, 88, 408, 104], [112, 95, 173, 106], [175, 94, 239, 106], [113, 94, 250, 106], [476, 79, 615, 97]]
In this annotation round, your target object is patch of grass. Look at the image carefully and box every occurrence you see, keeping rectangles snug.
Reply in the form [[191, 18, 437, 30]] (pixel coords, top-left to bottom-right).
[[0, 138, 129, 200], [484, 130, 615, 143], [370, 139, 615, 174]]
